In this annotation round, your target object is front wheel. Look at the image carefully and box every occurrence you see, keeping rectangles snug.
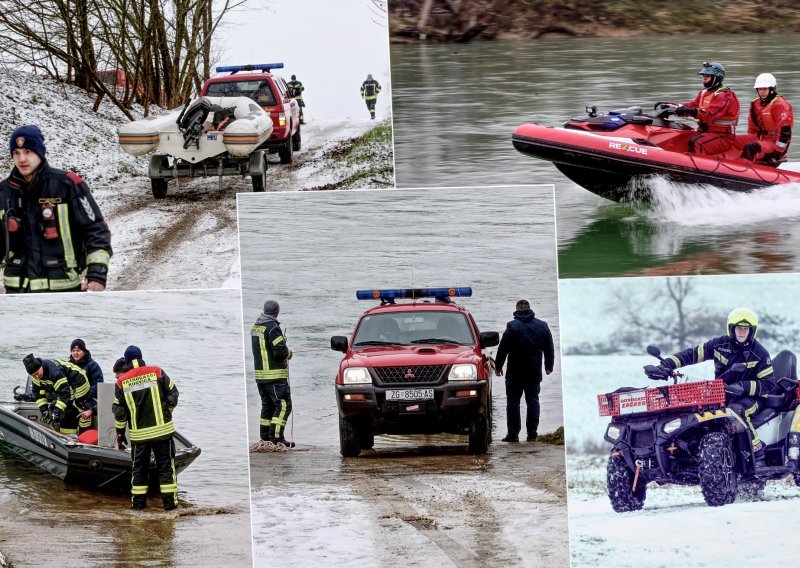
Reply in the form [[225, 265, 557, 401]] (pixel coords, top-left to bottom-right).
[[468, 413, 489, 455], [698, 432, 737, 507], [607, 453, 646, 512], [339, 416, 361, 457]]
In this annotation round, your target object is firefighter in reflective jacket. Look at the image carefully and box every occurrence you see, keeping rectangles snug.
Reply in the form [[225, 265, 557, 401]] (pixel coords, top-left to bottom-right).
[[287, 75, 305, 124], [737, 73, 794, 165], [23, 353, 92, 435], [251, 299, 293, 445], [112, 346, 180, 510], [360, 74, 381, 119], [673, 62, 740, 155], [0, 125, 112, 293], [657, 308, 775, 469]]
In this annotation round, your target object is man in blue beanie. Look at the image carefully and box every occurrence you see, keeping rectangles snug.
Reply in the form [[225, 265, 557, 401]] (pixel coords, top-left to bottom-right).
[[0, 124, 112, 293]]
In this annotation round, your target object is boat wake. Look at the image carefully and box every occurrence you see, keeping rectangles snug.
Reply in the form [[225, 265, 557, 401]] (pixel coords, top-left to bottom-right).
[[636, 177, 800, 227]]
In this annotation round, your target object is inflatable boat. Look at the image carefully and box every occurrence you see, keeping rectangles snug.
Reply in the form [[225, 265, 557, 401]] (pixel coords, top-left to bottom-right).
[[118, 95, 273, 161], [0, 399, 200, 492], [512, 104, 800, 202]]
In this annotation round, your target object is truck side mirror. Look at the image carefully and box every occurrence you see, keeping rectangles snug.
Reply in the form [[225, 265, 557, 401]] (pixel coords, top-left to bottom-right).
[[330, 336, 348, 352], [480, 331, 499, 349]]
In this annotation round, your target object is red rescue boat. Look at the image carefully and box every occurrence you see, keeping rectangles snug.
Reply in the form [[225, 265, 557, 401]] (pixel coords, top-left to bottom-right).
[[511, 104, 800, 202]]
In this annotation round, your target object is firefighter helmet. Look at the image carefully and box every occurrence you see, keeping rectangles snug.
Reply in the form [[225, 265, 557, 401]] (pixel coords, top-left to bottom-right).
[[727, 307, 758, 341]]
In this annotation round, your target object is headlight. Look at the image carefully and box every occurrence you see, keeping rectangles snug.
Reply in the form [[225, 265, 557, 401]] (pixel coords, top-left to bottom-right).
[[663, 418, 682, 434], [343, 367, 371, 384], [448, 364, 477, 381], [607, 425, 621, 440]]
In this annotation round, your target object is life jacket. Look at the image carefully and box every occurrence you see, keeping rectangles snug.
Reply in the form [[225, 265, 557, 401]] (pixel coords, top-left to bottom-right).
[[750, 96, 792, 139], [697, 86, 739, 134]]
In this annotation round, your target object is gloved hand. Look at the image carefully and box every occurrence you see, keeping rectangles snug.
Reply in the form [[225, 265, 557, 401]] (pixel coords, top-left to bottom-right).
[[644, 363, 671, 381], [653, 101, 675, 110], [675, 106, 698, 118], [50, 409, 62, 430], [724, 382, 747, 397], [116, 429, 128, 451], [742, 141, 762, 161], [39, 408, 52, 424]]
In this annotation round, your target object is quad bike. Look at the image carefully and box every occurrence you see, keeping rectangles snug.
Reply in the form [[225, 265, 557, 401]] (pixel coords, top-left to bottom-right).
[[599, 345, 800, 511]]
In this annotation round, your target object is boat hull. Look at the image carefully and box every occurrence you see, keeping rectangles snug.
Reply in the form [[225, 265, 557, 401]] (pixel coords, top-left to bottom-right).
[[0, 403, 200, 493], [512, 122, 800, 201]]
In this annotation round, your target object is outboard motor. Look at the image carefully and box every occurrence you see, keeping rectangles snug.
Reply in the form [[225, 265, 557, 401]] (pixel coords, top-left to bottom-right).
[[13, 376, 35, 402], [176, 97, 213, 149]]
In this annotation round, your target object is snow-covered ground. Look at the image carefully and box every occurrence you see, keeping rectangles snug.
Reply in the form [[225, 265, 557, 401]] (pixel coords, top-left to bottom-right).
[[0, 70, 394, 291]]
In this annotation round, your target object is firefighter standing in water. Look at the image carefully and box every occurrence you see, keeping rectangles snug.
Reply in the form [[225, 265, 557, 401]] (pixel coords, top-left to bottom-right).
[[361, 74, 381, 119], [113, 346, 180, 510], [251, 299, 293, 446]]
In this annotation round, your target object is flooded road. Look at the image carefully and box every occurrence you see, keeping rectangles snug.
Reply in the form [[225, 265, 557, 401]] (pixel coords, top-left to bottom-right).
[[238, 186, 567, 566], [0, 291, 252, 567], [390, 33, 800, 277]]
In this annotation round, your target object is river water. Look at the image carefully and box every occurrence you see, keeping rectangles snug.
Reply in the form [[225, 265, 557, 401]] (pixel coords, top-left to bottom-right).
[[237, 186, 565, 565], [390, 33, 800, 277], [0, 290, 252, 567]]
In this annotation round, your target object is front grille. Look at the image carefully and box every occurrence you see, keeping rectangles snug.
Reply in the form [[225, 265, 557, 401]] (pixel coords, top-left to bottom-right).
[[632, 428, 655, 449], [371, 365, 448, 385]]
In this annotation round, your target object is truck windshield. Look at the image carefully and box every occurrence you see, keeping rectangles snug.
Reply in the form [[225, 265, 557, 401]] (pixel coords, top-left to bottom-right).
[[352, 311, 475, 347], [205, 80, 276, 106]]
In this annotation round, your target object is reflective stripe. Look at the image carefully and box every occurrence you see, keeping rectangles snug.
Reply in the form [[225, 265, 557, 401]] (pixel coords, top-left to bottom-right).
[[255, 369, 289, 381], [131, 485, 149, 495], [744, 402, 760, 445], [54, 400, 67, 411], [668, 355, 681, 368], [54, 377, 68, 391], [87, 249, 110, 266], [748, 381, 757, 396], [744, 361, 758, 368], [115, 420, 127, 429], [128, 423, 175, 442], [711, 119, 737, 125], [57, 203, 76, 269], [697, 344, 705, 362], [272, 335, 286, 346], [714, 351, 729, 365], [776, 141, 788, 149], [756, 366, 774, 379], [260, 418, 271, 426], [60, 427, 78, 435], [3, 275, 20, 288]]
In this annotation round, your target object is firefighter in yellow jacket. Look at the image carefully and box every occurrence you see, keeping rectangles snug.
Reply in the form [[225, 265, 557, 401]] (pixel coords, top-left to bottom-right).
[[251, 299, 293, 446], [112, 345, 180, 510]]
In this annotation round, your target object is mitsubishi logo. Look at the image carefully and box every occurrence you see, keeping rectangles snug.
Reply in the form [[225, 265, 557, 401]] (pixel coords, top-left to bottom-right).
[[404, 368, 415, 379]]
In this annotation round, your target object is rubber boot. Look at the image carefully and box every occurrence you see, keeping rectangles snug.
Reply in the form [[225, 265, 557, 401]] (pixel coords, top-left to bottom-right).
[[163, 495, 178, 511], [131, 496, 147, 510], [788, 432, 800, 471], [753, 443, 767, 472]]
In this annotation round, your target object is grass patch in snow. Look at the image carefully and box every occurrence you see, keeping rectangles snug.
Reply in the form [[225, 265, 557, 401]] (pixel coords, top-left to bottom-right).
[[538, 425, 565, 445]]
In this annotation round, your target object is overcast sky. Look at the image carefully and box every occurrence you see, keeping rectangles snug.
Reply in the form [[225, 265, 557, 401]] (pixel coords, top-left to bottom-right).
[[215, 0, 392, 120]]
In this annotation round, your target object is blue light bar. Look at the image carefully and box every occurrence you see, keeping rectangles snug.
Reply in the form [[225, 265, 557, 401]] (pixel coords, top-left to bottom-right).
[[356, 287, 473, 300], [215, 63, 284, 73]]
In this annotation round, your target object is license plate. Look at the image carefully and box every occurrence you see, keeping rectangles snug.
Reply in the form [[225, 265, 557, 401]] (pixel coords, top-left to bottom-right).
[[386, 389, 434, 401], [618, 390, 648, 414]]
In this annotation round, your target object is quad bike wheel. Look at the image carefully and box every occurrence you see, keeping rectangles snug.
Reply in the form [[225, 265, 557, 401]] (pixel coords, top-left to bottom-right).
[[698, 432, 737, 507], [606, 453, 646, 512]]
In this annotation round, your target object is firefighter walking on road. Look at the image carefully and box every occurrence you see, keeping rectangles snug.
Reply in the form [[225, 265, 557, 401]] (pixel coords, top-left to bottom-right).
[[23, 353, 92, 435], [251, 299, 293, 446], [287, 75, 305, 124], [361, 74, 382, 119], [0, 125, 112, 293], [112, 346, 180, 510]]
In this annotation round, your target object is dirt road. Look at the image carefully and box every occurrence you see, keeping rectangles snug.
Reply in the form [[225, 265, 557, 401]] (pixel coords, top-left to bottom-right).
[[250, 440, 568, 567]]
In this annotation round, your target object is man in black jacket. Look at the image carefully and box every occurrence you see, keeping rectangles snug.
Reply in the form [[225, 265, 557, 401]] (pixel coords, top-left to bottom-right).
[[494, 300, 555, 442], [0, 125, 112, 293], [23, 353, 91, 435]]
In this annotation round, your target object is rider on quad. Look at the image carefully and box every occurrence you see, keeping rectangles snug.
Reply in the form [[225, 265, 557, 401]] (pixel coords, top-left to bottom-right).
[[655, 307, 777, 472]]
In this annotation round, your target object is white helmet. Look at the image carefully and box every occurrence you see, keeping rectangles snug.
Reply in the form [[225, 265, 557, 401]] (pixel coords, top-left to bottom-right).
[[754, 73, 777, 89]]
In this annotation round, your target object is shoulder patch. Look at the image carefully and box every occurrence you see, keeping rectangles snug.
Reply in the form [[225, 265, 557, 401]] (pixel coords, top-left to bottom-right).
[[67, 172, 84, 185]]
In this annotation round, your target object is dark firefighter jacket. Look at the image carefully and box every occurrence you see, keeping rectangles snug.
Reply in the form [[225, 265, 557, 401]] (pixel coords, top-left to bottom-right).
[[113, 360, 179, 443], [361, 80, 381, 101], [0, 161, 112, 292], [33, 359, 91, 413], [664, 335, 776, 396], [69, 351, 104, 398], [495, 309, 555, 383], [251, 318, 290, 381], [287, 80, 305, 101]]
